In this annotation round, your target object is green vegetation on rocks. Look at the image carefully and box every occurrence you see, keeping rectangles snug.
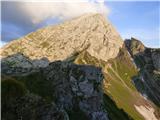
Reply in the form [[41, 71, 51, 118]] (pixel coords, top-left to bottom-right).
[[67, 109, 89, 120], [2, 79, 27, 100], [103, 94, 133, 120], [10, 71, 55, 103]]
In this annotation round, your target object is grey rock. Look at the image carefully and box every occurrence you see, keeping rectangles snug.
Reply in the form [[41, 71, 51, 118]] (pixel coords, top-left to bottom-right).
[[151, 49, 160, 71], [42, 61, 108, 120], [79, 80, 94, 97], [32, 58, 49, 68], [90, 112, 109, 120], [1, 54, 109, 120]]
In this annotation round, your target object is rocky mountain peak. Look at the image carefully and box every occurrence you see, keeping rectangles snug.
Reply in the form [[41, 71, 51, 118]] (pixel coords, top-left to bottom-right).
[[125, 37, 145, 56], [1, 13, 123, 62]]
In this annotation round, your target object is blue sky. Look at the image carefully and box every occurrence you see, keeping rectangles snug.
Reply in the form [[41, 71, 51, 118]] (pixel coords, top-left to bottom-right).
[[107, 1, 160, 48], [1, 1, 160, 48]]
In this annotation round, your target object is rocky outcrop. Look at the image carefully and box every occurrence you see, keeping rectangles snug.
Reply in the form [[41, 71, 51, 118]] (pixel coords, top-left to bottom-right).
[[1, 54, 108, 120], [1, 53, 49, 75], [125, 37, 160, 107], [44, 61, 108, 120], [125, 37, 145, 56], [1, 53, 49, 68], [151, 49, 160, 71], [1, 13, 123, 62]]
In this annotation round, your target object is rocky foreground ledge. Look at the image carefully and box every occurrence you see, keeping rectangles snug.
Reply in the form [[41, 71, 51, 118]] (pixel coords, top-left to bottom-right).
[[1, 54, 108, 120]]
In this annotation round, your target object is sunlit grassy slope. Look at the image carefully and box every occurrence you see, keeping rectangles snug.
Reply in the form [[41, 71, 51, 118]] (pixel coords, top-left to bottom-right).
[[74, 48, 145, 120]]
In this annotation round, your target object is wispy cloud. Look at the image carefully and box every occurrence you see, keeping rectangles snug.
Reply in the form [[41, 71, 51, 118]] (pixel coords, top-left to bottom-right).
[[5, 0, 109, 25], [1, 0, 109, 43], [1, 1, 159, 48]]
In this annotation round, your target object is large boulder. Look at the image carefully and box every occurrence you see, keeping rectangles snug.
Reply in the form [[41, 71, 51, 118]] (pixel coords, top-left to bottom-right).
[[43, 61, 108, 120]]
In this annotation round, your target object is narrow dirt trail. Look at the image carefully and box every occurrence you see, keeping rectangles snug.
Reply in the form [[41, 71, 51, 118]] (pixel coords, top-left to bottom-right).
[[109, 66, 132, 92]]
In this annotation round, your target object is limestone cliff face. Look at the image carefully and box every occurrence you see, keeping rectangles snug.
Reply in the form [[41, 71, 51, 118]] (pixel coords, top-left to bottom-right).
[[1, 13, 123, 62]]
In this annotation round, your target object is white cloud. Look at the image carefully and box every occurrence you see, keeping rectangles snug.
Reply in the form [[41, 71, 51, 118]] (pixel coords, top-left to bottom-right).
[[1, 0, 109, 44], [18, 0, 109, 24], [0, 41, 7, 48]]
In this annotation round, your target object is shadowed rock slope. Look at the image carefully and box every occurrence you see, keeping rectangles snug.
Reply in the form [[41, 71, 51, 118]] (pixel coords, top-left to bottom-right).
[[2, 54, 109, 120], [2, 53, 136, 120]]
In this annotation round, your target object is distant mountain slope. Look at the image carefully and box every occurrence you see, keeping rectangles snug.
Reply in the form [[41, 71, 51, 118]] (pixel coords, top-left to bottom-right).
[[125, 38, 160, 107]]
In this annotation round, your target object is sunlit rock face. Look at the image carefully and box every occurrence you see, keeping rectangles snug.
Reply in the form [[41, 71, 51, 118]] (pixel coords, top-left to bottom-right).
[[1, 13, 123, 62]]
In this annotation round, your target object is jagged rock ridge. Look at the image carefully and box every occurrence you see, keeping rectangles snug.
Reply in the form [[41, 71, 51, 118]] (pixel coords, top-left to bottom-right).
[[125, 37, 160, 107], [1, 13, 123, 62]]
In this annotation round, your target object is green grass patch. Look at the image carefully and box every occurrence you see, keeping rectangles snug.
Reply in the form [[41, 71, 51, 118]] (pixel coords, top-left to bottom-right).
[[12, 71, 54, 103], [40, 41, 50, 48], [67, 109, 89, 120], [103, 94, 133, 120], [2, 79, 27, 100]]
